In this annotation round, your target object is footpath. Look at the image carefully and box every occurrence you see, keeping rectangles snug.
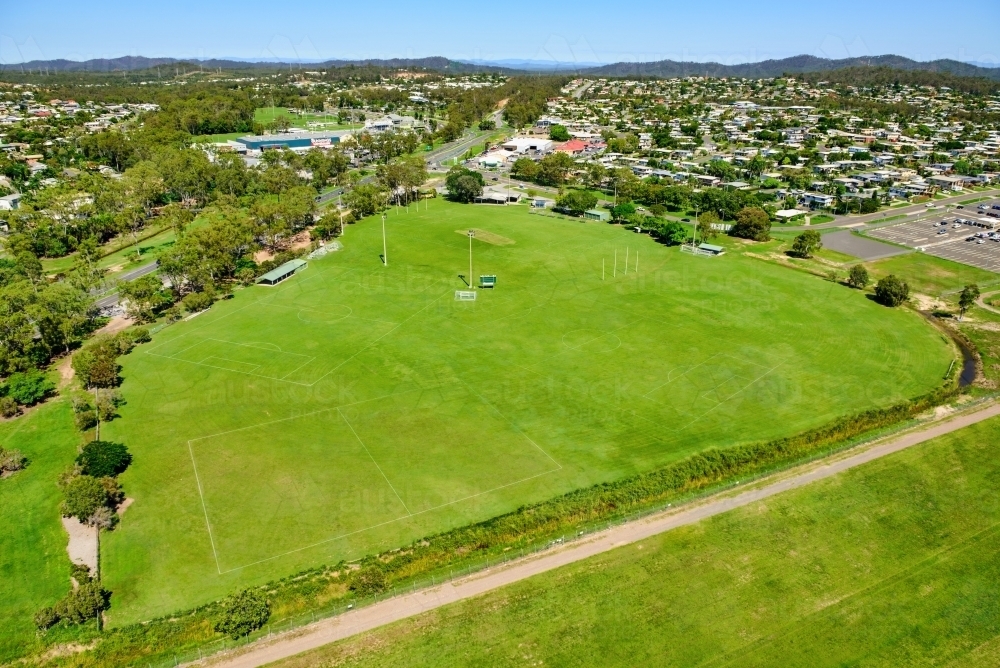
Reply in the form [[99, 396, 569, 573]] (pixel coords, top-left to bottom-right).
[[194, 400, 1000, 668]]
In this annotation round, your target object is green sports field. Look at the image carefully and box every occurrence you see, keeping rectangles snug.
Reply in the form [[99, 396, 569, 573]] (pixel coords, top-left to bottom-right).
[[269, 410, 1000, 668], [0, 400, 80, 663], [102, 199, 953, 623]]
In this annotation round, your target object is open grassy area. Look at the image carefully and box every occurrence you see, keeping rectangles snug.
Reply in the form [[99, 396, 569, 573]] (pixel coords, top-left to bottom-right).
[[254, 106, 353, 130], [269, 412, 1000, 668], [0, 400, 81, 663], [864, 252, 999, 296], [101, 199, 951, 624]]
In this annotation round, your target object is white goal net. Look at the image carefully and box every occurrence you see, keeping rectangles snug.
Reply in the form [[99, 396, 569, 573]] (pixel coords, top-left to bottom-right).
[[455, 290, 477, 301]]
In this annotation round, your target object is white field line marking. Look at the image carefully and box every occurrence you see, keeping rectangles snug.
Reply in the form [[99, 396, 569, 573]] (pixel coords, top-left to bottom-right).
[[305, 290, 450, 387], [460, 379, 563, 470], [677, 362, 786, 432], [215, 468, 561, 575], [198, 357, 262, 375], [142, 299, 260, 355], [525, 320, 639, 369], [337, 407, 412, 516], [187, 440, 223, 574], [144, 352, 315, 387], [206, 338, 312, 357], [642, 352, 725, 398], [186, 388, 429, 445], [278, 356, 317, 381]]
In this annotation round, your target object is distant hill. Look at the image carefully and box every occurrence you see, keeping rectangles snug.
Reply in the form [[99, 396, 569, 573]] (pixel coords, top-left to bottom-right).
[[577, 54, 1000, 80], [5, 53, 1000, 82], [0, 55, 508, 74]]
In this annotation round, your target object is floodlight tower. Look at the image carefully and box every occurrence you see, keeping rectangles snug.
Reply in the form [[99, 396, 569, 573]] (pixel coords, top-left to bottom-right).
[[381, 212, 387, 265], [468, 229, 476, 287]]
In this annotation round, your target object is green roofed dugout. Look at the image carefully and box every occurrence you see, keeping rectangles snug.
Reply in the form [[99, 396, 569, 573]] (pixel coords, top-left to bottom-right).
[[257, 259, 307, 285]]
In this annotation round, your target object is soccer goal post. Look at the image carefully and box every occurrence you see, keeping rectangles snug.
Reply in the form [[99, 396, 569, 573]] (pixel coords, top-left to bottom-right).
[[455, 290, 477, 301]]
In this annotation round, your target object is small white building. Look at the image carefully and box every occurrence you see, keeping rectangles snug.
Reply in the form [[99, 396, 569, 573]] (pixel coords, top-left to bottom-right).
[[502, 137, 553, 154]]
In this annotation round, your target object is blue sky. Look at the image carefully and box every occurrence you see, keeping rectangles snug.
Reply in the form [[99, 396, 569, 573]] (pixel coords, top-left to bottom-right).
[[2, 0, 999, 66]]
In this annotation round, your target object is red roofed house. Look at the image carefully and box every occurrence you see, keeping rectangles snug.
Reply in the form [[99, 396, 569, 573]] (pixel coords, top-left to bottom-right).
[[555, 139, 587, 155]]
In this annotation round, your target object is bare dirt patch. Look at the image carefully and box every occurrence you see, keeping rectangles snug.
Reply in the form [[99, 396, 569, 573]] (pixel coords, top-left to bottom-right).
[[254, 231, 313, 263], [56, 355, 75, 388], [62, 516, 98, 574], [117, 497, 134, 516], [95, 315, 134, 336], [912, 293, 948, 312]]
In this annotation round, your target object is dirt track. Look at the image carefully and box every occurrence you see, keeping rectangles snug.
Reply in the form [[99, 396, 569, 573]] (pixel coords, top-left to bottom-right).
[[195, 400, 1000, 668]]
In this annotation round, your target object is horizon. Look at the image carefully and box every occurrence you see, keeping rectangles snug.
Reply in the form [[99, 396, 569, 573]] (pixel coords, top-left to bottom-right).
[[2, 0, 999, 67]]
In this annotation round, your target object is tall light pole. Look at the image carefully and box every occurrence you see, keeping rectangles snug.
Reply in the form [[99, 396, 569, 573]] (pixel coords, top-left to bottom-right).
[[468, 229, 475, 288], [381, 213, 387, 265]]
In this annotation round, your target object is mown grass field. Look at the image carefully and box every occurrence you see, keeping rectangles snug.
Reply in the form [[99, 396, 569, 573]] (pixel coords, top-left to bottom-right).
[[0, 400, 81, 663], [864, 252, 999, 296], [102, 199, 952, 624], [270, 413, 1000, 668]]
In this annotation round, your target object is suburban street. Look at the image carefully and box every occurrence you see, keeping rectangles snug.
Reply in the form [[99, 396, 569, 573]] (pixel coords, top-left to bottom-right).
[[92, 260, 159, 310]]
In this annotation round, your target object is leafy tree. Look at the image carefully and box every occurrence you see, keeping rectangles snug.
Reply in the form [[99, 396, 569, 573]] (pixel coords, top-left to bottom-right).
[[790, 230, 822, 258], [847, 264, 870, 289], [510, 158, 539, 182], [697, 211, 721, 240], [117, 274, 172, 323], [61, 475, 113, 522], [536, 152, 575, 187], [549, 124, 571, 141], [658, 221, 690, 245], [556, 191, 598, 216], [343, 183, 389, 218], [477, 119, 496, 131], [215, 589, 270, 639], [730, 207, 771, 241], [76, 440, 132, 478], [874, 274, 909, 307], [445, 166, 485, 203], [3, 370, 55, 406], [611, 202, 636, 221], [959, 283, 980, 318]]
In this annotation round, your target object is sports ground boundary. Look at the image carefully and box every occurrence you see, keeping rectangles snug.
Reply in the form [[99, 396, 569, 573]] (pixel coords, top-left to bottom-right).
[[188, 398, 1000, 668]]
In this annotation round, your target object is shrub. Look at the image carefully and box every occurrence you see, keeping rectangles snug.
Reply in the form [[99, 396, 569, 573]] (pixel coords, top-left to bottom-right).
[[54, 582, 110, 625], [790, 230, 822, 258], [874, 274, 909, 307], [36, 581, 110, 630], [75, 409, 98, 431], [5, 370, 55, 406], [0, 447, 26, 473], [0, 396, 20, 418], [214, 589, 270, 639], [349, 566, 387, 597], [61, 475, 112, 521], [76, 440, 132, 477], [87, 506, 118, 530], [34, 606, 60, 630], [848, 264, 870, 289], [182, 290, 215, 313]]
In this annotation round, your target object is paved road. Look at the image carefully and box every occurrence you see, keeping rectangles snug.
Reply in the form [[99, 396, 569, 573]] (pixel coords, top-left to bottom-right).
[[571, 80, 593, 99], [92, 261, 158, 309], [194, 400, 1000, 668], [811, 188, 1000, 230], [820, 230, 910, 261]]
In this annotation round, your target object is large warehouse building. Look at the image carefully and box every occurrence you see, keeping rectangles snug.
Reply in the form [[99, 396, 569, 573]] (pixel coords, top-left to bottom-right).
[[236, 130, 353, 151]]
